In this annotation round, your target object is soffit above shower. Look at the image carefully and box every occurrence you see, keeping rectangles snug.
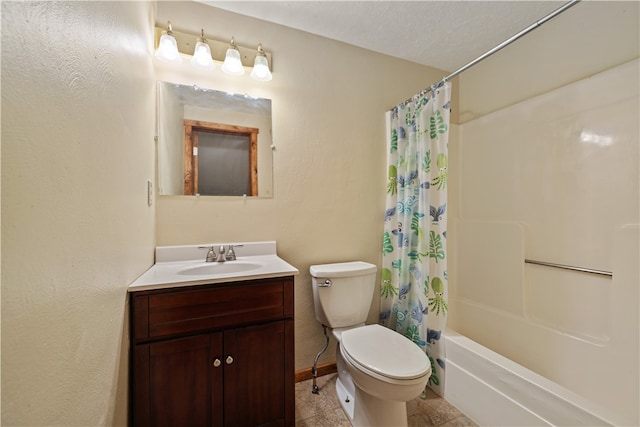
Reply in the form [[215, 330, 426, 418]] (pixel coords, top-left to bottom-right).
[[196, 1, 638, 119], [199, 1, 565, 72]]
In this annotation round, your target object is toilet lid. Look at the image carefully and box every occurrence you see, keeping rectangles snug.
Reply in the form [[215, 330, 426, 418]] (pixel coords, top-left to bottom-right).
[[341, 324, 430, 380]]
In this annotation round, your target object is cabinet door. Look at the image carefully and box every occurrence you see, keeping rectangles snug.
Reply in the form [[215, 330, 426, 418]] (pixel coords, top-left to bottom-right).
[[223, 321, 286, 427], [134, 333, 224, 427]]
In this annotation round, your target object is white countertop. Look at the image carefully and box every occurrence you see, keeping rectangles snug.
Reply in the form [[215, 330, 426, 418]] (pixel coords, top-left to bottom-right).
[[128, 241, 299, 292]]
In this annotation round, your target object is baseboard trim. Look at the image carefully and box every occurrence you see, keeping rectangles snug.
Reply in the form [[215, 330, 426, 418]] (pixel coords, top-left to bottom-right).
[[295, 362, 337, 383]]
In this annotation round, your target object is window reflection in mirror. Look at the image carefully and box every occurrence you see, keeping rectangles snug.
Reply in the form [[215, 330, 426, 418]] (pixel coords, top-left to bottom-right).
[[183, 120, 258, 196], [157, 81, 273, 197]]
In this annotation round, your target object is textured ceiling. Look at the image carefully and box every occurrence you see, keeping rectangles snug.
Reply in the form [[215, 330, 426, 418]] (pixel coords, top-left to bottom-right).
[[200, 1, 566, 72]]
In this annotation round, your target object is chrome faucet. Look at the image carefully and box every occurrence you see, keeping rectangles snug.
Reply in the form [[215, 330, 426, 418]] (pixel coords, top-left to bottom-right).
[[198, 245, 226, 262], [199, 244, 243, 262], [215, 245, 227, 262]]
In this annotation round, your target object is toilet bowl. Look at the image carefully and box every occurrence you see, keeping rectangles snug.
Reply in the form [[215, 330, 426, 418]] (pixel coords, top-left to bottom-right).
[[310, 262, 431, 427], [337, 324, 431, 426], [341, 324, 431, 401]]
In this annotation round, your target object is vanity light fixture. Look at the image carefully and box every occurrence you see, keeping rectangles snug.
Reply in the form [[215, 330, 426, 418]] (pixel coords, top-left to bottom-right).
[[155, 21, 182, 63], [221, 37, 245, 76], [191, 29, 214, 70], [250, 44, 272, 81], [154, 26, 273, 81]]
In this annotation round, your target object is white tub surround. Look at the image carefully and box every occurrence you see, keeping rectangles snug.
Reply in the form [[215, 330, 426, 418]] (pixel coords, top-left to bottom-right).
[[451, 59, 639, 423], [444, 330, 615, 427], [129, 241, 299, 292]]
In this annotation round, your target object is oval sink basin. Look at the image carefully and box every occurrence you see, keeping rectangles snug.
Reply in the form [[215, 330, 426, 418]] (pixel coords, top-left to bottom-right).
[[177, 262, 262, 276]]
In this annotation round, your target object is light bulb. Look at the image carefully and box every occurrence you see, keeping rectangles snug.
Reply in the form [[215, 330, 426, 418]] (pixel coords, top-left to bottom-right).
[[221, 37, 245, 76], [155, 22, 182, 63], [191, 30, 214, 70], [251, 54, 272, 81]]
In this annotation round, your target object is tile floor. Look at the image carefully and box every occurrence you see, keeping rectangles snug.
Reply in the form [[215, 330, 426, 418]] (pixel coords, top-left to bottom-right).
[[295, 373, 478, 427]]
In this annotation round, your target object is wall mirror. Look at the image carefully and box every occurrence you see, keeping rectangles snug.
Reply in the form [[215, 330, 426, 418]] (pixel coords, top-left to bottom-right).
[[157, 81, 273, 197]]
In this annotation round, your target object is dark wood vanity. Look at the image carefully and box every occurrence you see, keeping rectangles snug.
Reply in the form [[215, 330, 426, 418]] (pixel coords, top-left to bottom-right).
[[129, 276, 295, 426]]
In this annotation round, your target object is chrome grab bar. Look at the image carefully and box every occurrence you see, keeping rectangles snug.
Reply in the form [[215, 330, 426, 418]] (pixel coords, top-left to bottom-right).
[[524, 259, 612, 277]]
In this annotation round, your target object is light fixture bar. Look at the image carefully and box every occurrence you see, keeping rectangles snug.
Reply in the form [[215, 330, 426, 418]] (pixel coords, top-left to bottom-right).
[[153, 27, 272, 71]]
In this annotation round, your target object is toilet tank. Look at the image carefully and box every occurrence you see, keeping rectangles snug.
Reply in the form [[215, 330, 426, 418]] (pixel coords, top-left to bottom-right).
[[310, 261, 377, 328]]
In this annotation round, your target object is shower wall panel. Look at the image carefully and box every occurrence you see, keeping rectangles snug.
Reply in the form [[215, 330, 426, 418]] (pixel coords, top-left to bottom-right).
[[448, 59, 639, 425]]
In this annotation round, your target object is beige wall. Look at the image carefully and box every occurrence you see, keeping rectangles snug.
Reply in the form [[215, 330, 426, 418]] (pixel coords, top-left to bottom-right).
[[153, 1, 448, 372], [1, 2, 156, 425], [457, 1, 639, 122]]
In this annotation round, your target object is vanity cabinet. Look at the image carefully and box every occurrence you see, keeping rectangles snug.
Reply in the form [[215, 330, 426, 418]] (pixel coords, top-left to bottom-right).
[[129, 276, 295, 427]]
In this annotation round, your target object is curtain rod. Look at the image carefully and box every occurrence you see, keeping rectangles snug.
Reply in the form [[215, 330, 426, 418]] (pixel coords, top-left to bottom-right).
[[399, 0, 581, 105]]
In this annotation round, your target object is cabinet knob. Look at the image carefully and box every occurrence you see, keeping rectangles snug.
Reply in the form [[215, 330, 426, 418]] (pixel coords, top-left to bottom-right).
[[213, 358, 221, 368], [225, 355, 234, 365]]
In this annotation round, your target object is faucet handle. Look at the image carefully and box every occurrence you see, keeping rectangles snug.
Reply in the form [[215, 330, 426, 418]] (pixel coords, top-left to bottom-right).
[[198, 245, 217, 262], [225, 244, 240, 261]]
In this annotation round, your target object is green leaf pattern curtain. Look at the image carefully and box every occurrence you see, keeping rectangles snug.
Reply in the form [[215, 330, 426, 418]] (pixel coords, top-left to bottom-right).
[[381, 82, 451, 394]]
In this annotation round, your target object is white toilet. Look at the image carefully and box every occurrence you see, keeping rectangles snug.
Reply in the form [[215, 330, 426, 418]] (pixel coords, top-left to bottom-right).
[[310, 261, 431, 427]]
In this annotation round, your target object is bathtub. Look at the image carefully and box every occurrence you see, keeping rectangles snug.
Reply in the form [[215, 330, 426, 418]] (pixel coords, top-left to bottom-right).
[[443, 329, 614, 426]]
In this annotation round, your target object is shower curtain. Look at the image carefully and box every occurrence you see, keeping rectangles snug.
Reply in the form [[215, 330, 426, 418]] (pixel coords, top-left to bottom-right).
[[380, 82, 451, 394]]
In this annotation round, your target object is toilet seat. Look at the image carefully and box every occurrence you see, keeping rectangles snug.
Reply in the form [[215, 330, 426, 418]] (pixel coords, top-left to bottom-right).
[[341, 324, 430, 380]]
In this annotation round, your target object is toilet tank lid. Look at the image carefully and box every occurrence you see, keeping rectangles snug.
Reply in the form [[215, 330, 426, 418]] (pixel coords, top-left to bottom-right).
[[310, 261, 377, 278]]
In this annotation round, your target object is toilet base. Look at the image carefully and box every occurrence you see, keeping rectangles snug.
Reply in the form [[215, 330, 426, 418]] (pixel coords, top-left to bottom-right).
[[353, 386, 408, 427], [336, 377, 409, 427], [334, 330, 413, 427], [335, 376, 355, 421]]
